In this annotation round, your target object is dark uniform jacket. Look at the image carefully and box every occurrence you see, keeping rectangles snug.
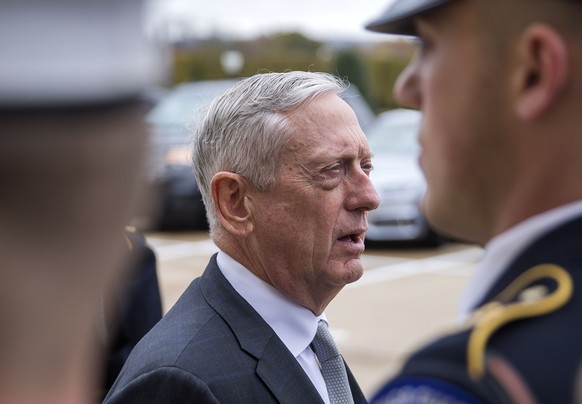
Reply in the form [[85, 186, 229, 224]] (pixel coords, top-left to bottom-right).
[[104, 254, 367, 403], [371, 215, 582, 403]]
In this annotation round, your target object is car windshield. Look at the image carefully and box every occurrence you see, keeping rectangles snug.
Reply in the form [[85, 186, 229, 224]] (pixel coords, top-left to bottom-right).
[[146, 91, 218, 128], [366, 114, 420, 155]]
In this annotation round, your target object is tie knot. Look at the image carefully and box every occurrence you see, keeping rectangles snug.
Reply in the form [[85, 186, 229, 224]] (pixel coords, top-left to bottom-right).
[[311, 320, 341, 363]]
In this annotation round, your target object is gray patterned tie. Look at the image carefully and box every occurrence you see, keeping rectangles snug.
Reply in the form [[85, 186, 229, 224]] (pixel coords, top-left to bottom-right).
[[311, 320, 354, 404]]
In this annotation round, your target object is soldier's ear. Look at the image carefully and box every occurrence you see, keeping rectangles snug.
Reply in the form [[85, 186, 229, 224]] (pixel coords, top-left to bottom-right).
[[211, 172, 254, 236], [513, 24, 568, 121]]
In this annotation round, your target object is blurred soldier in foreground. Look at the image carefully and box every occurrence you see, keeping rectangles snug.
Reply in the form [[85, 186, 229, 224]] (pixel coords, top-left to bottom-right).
[[0, 1, 160, 403], [365, 0, 582, 402]]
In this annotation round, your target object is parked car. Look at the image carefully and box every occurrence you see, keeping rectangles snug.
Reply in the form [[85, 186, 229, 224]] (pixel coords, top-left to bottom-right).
[[144, 79, 375, 231], [144, 80, 238, 230], [365, 108, 442, 246]]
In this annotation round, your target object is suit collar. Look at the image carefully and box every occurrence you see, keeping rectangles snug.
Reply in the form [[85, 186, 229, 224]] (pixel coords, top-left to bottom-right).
[[216, 250, 323, 357], [199, 255, 325, 403]]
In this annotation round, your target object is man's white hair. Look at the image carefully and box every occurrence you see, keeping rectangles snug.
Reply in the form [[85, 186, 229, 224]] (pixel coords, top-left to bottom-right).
[[191, 71, 347, 232]]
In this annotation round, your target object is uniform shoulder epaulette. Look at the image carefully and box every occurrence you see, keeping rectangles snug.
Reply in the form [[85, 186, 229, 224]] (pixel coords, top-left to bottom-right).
[[464, 263, 572, 379], [370, 264, 573, 403]]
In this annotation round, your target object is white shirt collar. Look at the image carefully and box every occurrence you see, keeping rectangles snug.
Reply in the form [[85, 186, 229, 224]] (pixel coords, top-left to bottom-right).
[[458, 200, 582, 320], [216, 251, 324, 357]]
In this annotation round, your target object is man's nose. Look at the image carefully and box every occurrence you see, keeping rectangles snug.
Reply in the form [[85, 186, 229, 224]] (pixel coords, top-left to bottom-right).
[[394, 58, 421, 110], [349, 172, 380, 212], [365, 180, 381, 211]]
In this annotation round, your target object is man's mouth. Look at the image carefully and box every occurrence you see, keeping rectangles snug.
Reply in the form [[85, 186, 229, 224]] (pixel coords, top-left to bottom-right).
[[338, 232, 365, 243]]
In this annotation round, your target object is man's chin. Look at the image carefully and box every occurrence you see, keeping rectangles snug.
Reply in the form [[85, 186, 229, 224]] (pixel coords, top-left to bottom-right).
[[342, 261, 364, 284]]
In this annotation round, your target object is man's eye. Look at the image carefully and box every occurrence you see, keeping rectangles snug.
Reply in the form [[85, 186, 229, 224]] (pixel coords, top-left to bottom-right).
[[314, 164, 343, 188], [362, 163, 374, 175], [324, 164, 342, 174], [318, 164, 343, 178]]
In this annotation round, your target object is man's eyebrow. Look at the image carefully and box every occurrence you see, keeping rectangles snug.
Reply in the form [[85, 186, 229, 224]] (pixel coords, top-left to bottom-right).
[[357, 145, 375, 160], [311, 151, 374, 168], [363, 149, 375, 159]]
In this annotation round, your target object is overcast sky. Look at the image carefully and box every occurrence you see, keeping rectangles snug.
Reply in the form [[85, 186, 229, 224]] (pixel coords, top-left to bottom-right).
[[146, 0, 397, 42]]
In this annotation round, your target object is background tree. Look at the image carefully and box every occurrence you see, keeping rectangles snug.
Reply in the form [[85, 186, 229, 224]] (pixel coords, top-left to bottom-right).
[[331, 49, 373, 109], [170, 33, 415, 112]]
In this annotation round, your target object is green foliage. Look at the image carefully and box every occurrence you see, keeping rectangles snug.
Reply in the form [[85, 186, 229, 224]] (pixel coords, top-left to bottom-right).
[[267, 32, 321, 53], [363, 40, 416, 111], [170, 33, 416, 111], [331, 49, 373, 108]]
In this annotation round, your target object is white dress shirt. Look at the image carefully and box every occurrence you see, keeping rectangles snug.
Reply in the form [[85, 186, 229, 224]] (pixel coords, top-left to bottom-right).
[[458, 200, 582, 320], [216, 251, 331, 404]]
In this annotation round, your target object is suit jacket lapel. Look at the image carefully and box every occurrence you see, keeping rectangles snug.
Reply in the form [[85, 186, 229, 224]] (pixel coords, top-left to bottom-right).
[[257, 337, 325, 403], [200, 255, 324, 403]]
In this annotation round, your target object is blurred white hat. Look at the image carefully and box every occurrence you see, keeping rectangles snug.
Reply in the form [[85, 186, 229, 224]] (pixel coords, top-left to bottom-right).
[[0, 0, 163, 106]]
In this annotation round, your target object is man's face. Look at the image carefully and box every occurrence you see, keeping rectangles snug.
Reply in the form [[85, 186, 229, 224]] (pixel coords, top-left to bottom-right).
[[247, 93, 379, 314], [394, 0, 513, 244]]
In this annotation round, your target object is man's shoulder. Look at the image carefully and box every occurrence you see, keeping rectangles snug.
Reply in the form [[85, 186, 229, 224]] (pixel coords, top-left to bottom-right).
[[107, 281, 245, 398], [113, 275, 220, 361], [371, 262, 582, 403], [104, 365, 221, 404]]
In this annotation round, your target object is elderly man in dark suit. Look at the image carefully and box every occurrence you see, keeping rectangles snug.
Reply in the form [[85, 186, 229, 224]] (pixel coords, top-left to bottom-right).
[[366, 0, 582, 402], [104, 71, 379, 403]]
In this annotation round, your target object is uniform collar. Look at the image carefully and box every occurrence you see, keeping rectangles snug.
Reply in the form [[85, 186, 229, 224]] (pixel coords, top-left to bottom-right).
[[458, 200, 582, 320]]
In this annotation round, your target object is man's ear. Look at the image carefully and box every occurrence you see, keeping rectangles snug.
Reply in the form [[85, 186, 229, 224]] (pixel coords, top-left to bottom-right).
[[211, 172, 254, 236], [513, 24, 568, 120]]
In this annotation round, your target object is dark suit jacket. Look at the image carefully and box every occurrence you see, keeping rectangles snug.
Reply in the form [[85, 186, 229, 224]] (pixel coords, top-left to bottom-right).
[[104, 254, 367, 403], [371, 215, 582, 403]]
